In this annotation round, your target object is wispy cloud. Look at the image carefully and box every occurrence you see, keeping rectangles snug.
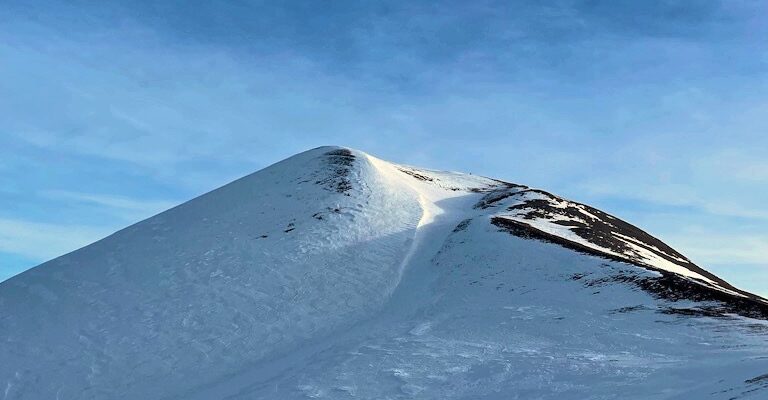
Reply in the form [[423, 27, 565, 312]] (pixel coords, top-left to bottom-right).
[[2, 0, 768, 292], [0, 218, 112, 261], [694, 150, 768, 184], [704, 263, 768, 298], [41, 190, 178, 221], [579, 181, 768, 222], [664, 230, 768, 266]]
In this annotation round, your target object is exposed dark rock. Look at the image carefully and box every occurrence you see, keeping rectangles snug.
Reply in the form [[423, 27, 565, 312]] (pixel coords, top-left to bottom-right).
[[452, 219, 472, 233], [397, 168, 435, 182], [315, 149, 355, 194], [745, 374, 768, 385], [505, 190, 722, 286], [492, 217, 768, 320], [474, 188, 526, 209]]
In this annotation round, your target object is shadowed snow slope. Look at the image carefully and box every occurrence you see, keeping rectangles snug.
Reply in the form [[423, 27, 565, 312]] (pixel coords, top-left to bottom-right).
[[1, 146, 767, 400]]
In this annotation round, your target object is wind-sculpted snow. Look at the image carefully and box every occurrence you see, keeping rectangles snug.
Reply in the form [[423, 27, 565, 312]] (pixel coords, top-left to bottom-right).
[[0, 147, 423, 399], [1, 146, 767, 399]]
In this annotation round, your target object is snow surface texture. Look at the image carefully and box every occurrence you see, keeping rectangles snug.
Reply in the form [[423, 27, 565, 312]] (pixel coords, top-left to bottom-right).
[[1, 146, 767, 399]]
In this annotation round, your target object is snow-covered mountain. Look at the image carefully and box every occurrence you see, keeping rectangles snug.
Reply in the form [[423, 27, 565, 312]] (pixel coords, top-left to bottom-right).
[[2, 146, 767, 400]]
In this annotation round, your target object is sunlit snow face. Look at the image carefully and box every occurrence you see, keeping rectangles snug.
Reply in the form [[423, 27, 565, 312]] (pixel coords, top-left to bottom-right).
[[2, 1, 768, 295], [1, 147, 766, 400]]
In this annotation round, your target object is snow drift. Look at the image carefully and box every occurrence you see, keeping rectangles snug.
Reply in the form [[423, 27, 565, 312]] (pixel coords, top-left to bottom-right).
[[1, 146, 766, 399]]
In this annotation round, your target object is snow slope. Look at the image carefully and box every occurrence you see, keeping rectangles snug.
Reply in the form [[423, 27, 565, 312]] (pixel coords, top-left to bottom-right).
[[1, 146, 767, 399]]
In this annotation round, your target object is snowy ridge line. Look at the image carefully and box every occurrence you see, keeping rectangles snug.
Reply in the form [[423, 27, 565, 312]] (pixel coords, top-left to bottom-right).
[[364, 154, 436, 294], [3, 146, 768, 400], [491, 216, 768, 318], [364, 152, 502, 288], [0, 146, 433, 399], [390, 161, 768, 306], [385, 162, 768, 311], [474, 186, 740, 282]]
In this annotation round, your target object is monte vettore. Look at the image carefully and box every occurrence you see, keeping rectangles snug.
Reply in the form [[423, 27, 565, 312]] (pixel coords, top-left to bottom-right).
[[2, 146, 767, 399]]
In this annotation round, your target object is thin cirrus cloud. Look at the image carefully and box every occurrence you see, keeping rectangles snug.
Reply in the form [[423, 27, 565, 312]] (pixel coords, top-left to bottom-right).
[[668, 231, 768, 266], [0, 217, 112, 261], [0, 190, 176, 281], [578, 181, 768, 222], [1, 1, 767, 293], [40, 190, 179, 222]]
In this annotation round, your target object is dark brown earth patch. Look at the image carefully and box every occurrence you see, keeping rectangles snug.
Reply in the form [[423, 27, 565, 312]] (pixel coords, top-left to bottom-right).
[[315, 149, 355, 194], [492, 217, 768, 320]]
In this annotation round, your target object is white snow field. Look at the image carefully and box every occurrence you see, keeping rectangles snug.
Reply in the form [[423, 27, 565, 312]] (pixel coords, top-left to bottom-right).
[[1, 146, 767, 399]]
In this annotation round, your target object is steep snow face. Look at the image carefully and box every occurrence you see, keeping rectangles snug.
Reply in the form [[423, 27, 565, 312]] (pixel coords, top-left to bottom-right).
[[1, 146, 767, 400], [262, 215, 768, 400], [0, 148, 427, 399]]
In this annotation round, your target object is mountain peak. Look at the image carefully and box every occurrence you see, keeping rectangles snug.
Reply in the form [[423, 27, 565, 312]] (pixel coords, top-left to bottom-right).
[[2, 147, 766, 399]]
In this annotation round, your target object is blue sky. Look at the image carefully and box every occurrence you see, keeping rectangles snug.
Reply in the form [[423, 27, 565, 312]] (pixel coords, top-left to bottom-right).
[[2, 1, 768, 296]]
